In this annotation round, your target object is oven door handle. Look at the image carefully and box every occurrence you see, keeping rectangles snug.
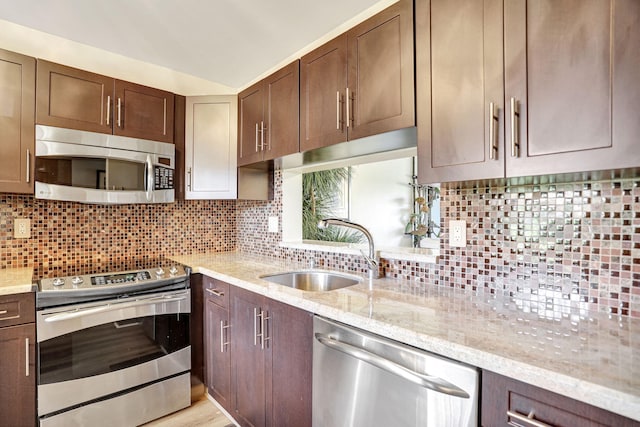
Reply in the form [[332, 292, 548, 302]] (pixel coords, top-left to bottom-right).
[[43, 294, 188, 323]]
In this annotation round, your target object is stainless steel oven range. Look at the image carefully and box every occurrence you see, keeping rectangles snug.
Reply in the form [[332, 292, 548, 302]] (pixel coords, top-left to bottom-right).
[[36, 266, 191, 427]]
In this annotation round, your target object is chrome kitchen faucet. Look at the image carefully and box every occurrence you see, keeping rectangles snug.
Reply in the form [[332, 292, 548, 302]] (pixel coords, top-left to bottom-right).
[[317, 218, 379, 280]]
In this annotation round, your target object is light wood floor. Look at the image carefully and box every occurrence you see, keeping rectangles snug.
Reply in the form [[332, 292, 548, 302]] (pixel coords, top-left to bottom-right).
[[143, 396, 236, 427]]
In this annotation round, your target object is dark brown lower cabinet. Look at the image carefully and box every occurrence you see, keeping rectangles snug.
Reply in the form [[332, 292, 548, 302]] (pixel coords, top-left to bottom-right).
[[0, 293, 36, 427], [481, 370, 639, 427], [205, 295, 231, 412], [230, 284, 312, 427]]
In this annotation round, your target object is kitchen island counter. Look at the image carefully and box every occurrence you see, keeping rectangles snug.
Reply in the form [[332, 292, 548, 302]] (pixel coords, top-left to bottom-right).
[[170, 251, 640, 422]]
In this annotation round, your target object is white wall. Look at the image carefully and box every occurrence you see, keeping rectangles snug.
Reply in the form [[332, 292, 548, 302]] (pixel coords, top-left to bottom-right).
[[349, 158, 414, 248], [0, 19, 234, 95]]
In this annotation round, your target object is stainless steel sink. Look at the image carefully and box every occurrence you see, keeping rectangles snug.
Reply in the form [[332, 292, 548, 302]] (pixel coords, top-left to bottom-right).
[[259, 270, 361, 292]]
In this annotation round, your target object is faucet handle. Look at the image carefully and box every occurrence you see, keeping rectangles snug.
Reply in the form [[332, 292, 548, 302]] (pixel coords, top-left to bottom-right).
[[309, 257, 316, 269], [359, 249, 378, 268]]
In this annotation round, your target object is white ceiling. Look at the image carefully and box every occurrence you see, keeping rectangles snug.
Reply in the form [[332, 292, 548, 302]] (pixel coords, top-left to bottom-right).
[[0, 0, 386, 89]]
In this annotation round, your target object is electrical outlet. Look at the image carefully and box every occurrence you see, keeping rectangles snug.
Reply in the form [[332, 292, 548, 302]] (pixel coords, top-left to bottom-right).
[[449, 220, 466, 247], [14, 218, 31, 239], [268, 216, 279, 233]]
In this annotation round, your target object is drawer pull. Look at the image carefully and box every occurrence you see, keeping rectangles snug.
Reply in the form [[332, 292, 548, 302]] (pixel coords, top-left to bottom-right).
[[0, 309, 19, 321], [507, 410, 552, 427], [205, 288, 224, 297]]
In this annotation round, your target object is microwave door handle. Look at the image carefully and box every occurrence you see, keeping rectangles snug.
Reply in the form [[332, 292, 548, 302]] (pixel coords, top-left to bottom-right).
[[145, 155, 154, 201]]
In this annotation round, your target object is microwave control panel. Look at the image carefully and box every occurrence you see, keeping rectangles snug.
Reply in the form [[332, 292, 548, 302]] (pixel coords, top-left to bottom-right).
[[154, 166, 174, 190]]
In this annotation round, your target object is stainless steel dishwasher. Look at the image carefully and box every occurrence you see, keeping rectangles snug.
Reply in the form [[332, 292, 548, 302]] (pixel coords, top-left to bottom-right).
[[313, 316, 478, 427]]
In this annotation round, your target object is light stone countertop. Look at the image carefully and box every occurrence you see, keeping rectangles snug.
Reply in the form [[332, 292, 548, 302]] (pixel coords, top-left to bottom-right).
[[169, 251, 640, 422], [0, 267, 35, 296]]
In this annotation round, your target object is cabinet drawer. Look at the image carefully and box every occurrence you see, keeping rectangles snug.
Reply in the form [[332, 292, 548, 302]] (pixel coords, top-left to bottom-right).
[[0, 292, 35, 327], [481, 370, 638, 427], [203, 276, 229, 309]]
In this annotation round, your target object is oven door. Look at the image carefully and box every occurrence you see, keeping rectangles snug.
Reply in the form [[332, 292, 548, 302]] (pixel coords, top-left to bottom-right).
[[36, 289, 191, 417]]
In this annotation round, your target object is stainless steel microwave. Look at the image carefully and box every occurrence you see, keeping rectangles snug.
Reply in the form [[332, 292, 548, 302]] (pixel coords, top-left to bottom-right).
[[35, 125, 175, 204]]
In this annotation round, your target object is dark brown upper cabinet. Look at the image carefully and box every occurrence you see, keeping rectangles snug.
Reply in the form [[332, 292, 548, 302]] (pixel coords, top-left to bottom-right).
[[417, 0, 640, 184], [0, 48, 35, 194], [300, 0, 414, 152], [238, 61, 300, 167], [36, 60, 175, 143]]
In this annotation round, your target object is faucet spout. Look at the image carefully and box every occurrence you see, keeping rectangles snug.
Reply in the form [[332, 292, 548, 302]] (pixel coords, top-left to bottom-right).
[[318, 218, 379, 279]]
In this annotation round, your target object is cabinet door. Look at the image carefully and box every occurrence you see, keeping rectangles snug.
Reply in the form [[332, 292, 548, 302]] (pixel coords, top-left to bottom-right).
[[114, 80, 174, 143], [0, 324, 36, 427], [265, 299, 312, 427], [36, 60, 113, 134], [263, 61, 300, 161], [300, 35, 348, 151], [185, 95, 237, 199], [231, 286, 266, 427], [0, 49, 35, 194], [238, 83, 265, 166], [504, 0, 640, 177], [481, 370, 638, 427], [205, 297, 231, 413], [416, 0, 505, 184], [347, 0, 415, 141]]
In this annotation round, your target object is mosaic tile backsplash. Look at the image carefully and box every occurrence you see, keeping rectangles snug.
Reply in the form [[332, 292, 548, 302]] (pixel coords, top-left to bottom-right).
[[0, 195, 236, 278], [236, 171, 640, 318], [2, 171, 638, 318]]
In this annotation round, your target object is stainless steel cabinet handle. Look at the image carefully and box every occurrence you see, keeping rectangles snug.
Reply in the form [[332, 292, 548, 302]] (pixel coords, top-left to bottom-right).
[[260, 121, 266, 151], [25, 149, 30, 183], [254, 307, 259, 346], [336, 91, 341, 130], [262, 121, 269, 151], [205, 288, 224, 297], [220, 320, 230, 353], [315, 333, 470, 398], [346, 87, 350, 128], [106, 95, 111, 126], [507, 410, 552, 427], [25, 338, 29, 377], [260, 310, 270, 350], [255, 122, 260, 152], [0, 310, 7, 315], [117, 97, 122, 127], [489, 102, 499, 160], [187, 167, 192, 191], [510, 97, 520, 157]]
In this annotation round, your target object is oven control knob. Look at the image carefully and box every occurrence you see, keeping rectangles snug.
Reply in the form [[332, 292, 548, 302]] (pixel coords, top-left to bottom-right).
[[52, 278, 65, 287], [71, 276, 84, 285], [169, 266, 178, 275], [155, 268, 165, 276]]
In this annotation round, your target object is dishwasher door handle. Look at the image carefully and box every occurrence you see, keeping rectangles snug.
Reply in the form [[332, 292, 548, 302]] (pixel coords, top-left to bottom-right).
[[315, 333, 470, 398]]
